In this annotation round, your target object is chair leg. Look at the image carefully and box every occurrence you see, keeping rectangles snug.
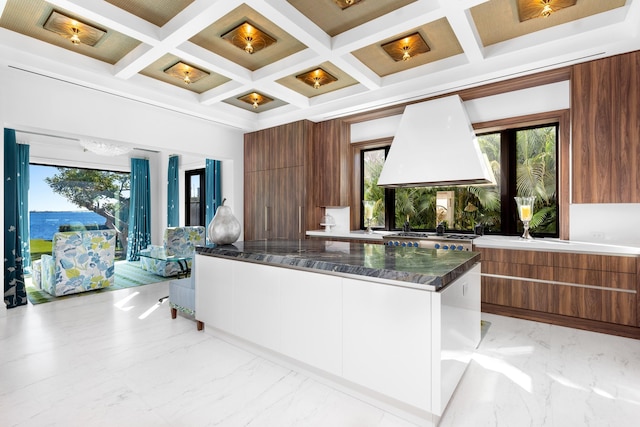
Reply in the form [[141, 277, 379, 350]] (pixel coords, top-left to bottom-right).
[[171, 307, 177, 319], [196, 320, 204, 331]]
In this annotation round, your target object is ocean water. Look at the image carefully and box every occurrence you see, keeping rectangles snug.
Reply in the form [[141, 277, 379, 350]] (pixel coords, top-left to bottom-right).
[[29, 211, 107, 240]]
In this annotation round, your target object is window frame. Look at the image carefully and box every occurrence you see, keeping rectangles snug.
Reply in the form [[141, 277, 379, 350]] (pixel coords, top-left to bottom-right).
[[477, 122, 559, 237], [355, 110, 570, 238], [185, 168, 205, 226]]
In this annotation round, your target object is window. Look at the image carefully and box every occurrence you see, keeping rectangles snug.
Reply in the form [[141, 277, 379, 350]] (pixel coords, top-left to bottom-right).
[[185, 168, 205, 226], [29, 164, 130, 261], [361, 122, 559, 237], [362, 148, 388, 228]]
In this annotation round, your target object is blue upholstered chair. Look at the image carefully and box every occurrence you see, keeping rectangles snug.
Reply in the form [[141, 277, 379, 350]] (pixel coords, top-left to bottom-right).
[[169, 272, 203, 331], [40, 230, 116, 296], [31, 259, 43, 289], [139, 226, 205, 277]]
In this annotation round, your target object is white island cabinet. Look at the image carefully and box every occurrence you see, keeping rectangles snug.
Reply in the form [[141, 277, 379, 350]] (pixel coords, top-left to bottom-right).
[[195, 253, 480, 426]]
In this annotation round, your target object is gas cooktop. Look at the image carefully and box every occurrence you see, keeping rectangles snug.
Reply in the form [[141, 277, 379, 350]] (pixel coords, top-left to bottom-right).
[[385, 232, 479, 241]]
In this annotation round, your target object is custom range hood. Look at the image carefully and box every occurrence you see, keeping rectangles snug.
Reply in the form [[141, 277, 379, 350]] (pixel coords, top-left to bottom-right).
[[377, 95, 495, 187]]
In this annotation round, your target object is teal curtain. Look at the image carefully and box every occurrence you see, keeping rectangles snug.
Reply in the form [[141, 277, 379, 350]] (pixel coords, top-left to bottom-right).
[[205, 159, 221, 242], [167, 155, 179, 227], [18, 143, 30, 270], [4, 128, 27, 308], [126, 158, 151, 261]]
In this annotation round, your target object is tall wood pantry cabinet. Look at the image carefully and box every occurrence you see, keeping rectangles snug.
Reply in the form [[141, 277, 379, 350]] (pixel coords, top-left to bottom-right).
[[572, 50, 640, 203], [244, 121, 312, 240]]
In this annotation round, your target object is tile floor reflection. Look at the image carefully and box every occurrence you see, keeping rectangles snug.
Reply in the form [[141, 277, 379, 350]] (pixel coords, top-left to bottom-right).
[[1, 282, 639, 426]]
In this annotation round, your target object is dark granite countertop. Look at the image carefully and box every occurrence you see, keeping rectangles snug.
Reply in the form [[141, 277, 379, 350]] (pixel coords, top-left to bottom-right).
[[196, 240, 480, 291]]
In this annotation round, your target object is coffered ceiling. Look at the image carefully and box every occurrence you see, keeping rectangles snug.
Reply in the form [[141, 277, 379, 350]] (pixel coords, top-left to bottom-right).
[[0, 0, 638, 131]]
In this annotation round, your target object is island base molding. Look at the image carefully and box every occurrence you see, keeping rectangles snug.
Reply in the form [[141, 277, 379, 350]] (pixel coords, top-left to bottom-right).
[[201, 325, 439, 427], [482, 303, 640, 340]]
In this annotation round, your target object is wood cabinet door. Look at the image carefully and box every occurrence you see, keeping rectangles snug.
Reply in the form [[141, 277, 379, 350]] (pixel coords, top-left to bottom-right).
[[268, 121, 308, 169], [572, 51, 640, 203], [244, 170, 267, 240], [268, 166, 305, 240], [244, 134, 267, 173]]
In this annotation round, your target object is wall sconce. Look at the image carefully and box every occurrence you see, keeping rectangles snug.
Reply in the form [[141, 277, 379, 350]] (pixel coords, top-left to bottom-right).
[[43, 10, 106, 47], [517, 0, 577, 22], [333, 0, 363, 10], [221, 21, 276, 55], [296, 68, 338, 90], [238, 92, 273, 109], [382, 33, 430, 62], [164, 61, 209, 85]]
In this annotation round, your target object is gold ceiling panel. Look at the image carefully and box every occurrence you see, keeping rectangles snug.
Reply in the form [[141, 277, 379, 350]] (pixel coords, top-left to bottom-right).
[[287, 0, 416, 37], [381, 32, 430, 62], [104, 0, 195, 27], [0, 0, 140, 64], [190, 4, 306, 72], [238, 92, 273, 109], [471, 0, 626, 47], [43, 10, 106, 47], [224, 90, 287, 113], [352, 18, 462, 78], [277, 62, 359, 98], [221, 21, 276, 55], [296, 68, 338, 89], [139, 54, 229, 94], [517, 0, 577, 22], [164, 61, 209, 85]]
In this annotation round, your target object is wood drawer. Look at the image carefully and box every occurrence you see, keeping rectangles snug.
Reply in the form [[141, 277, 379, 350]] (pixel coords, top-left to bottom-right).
[[555, 285, 636, 326], [478, 248, 553, 265], [480, 247, 639, 329], [552, 252, 636, 273]]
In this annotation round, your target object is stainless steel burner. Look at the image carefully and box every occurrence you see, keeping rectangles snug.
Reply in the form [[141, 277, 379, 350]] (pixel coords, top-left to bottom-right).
[[382, 232, 478, 251]]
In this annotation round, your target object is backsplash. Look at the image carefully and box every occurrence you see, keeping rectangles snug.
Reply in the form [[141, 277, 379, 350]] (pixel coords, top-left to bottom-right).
[[323, 206, 350, 232], [570, 204, 640, 247]]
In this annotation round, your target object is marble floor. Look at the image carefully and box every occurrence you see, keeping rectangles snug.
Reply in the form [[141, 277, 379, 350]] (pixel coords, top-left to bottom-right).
[[1, 282, 639, 427]]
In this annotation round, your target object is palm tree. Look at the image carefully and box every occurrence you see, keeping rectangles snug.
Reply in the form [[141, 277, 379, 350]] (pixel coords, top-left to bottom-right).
[[515, 126, 557, 233]]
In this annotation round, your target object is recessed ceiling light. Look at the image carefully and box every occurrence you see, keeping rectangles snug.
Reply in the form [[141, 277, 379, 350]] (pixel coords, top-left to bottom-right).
[[382, 33, 430, 62], [221, 21, 276, 54], [164, 61, 210, 85], [517, 0, 577, 22], [238, 92, 273, 109], [296, 68, 338, 89], [333, 0, 364, 10], [43, 10, 106, 47]]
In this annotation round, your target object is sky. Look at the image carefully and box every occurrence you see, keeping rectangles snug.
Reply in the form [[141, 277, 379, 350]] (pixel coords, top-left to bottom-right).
[[29, 164, 85, 212]]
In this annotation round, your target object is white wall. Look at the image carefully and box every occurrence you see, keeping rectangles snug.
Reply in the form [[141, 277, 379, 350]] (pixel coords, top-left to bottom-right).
[[350, 81, 640, 246], [351, 82, 571, 141], [1, 65, 244, 257]]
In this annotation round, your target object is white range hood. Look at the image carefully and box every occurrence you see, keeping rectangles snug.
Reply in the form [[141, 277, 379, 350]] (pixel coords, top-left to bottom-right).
[[377, 95, 495, 187]]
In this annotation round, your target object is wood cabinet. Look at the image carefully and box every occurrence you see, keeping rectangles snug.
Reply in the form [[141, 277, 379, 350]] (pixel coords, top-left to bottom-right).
[[572, 50, 640, 203], [479, 247, 640, 338], [244, 121, 312, 240]]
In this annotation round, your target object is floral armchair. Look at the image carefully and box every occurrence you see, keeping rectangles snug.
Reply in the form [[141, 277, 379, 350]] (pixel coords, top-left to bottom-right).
[[139, 226, 205, 277], [40, 230, 116, 296]]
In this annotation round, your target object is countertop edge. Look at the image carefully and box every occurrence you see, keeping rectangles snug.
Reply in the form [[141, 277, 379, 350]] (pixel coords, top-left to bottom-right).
[[307, 230, 640, 256], [196, 242, 480, 292], [474, 236, 640, 256]]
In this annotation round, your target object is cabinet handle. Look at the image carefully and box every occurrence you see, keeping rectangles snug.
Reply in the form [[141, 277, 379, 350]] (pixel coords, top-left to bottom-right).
[[298, 206, 302, 234], [264, 206, 268, 232]]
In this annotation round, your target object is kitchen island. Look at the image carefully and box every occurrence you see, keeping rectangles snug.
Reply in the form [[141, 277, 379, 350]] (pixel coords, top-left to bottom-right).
[[195, 240, 481, 426]]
